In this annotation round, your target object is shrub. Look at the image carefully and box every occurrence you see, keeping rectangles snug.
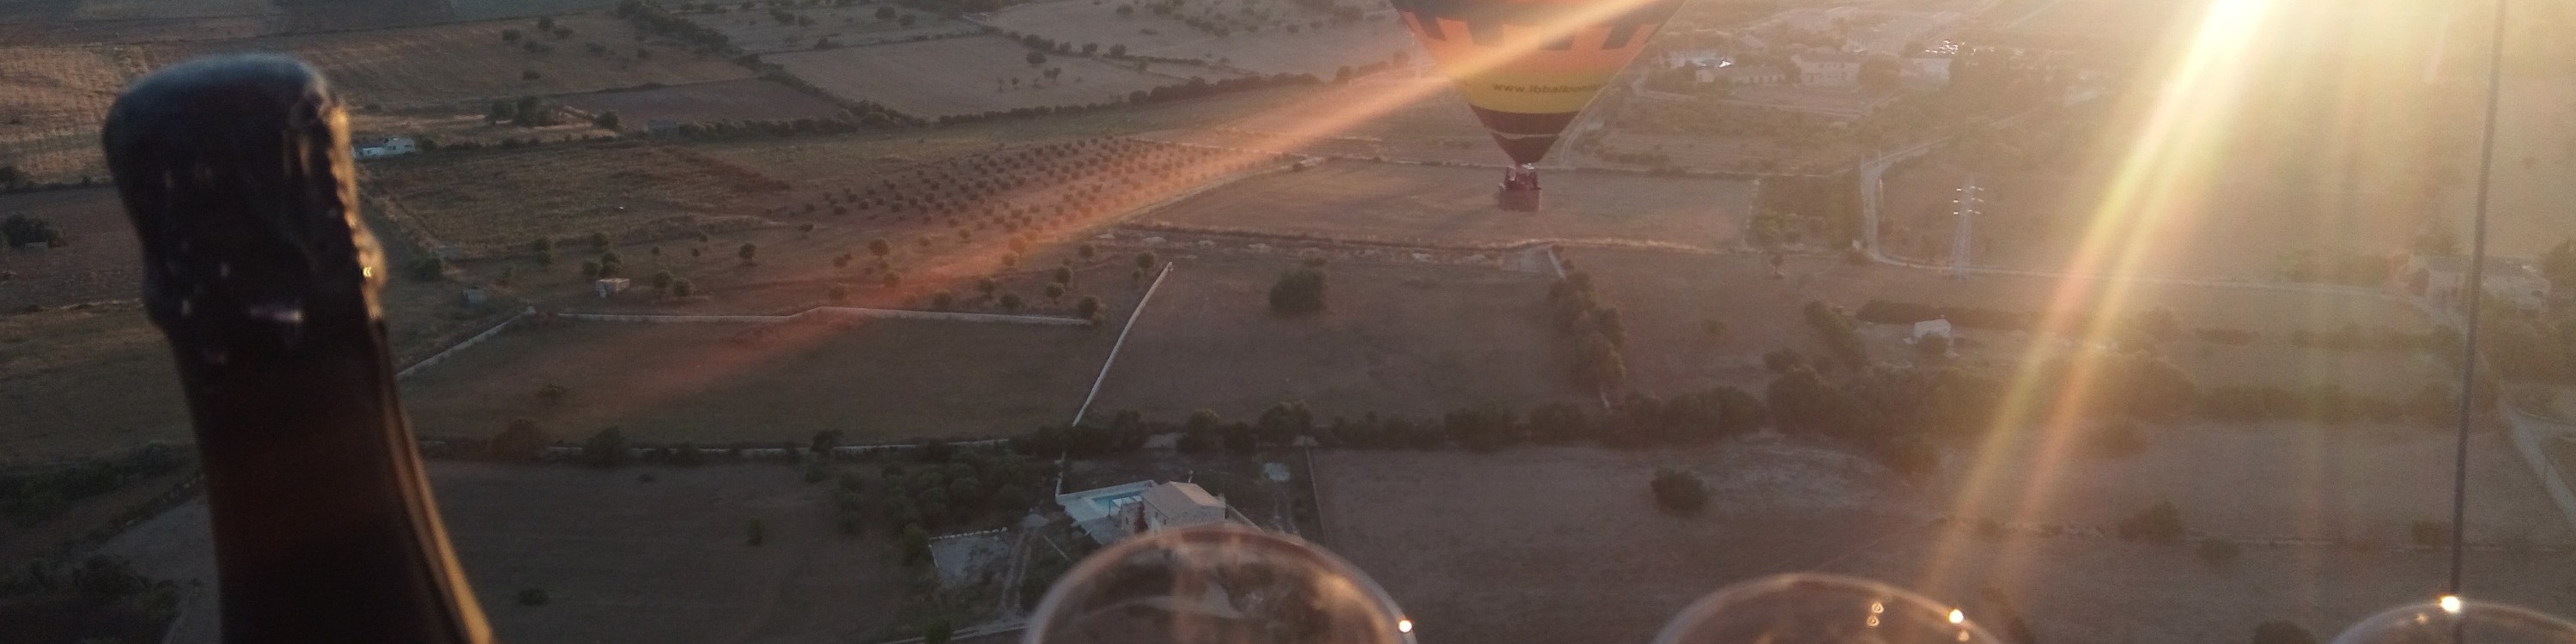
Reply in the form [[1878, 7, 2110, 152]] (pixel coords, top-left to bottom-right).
[[3, 215, 65, 246], [1649, 468, 1708, 513], [746, 518, 766, 546], [737, 242, 758, 264], [1076, 295, 1102, 320], [671, 278, 694, 297], [999, 293, 1024, 311], [828, 283, 850, 302], [537, 383, 569, 405], [516, 588, 550, 606], [581, 427, 628, 467], [1268, 267, 1327, 315], [1762, 349, 1808, 373], [932, 291, 955, 309], [489, 418, 546, 461], [410, 256, 447, 281], [2197, 538, 2241, 568], [2117, 501, 2185, 544], [1135, 252, 1157, 270]]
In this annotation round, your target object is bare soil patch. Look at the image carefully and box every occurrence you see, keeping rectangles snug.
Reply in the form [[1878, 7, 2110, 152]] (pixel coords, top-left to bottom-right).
[[1138, 161, 1753, 248], [764, 36, 1193, 119], [1312, 444, 1919, 644], [101, 462, 911, 643], [1084, 255, 1569, 422]]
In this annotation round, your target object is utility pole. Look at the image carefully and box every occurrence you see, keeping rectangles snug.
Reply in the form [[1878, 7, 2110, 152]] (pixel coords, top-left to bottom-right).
[[1949, 174, 1981, 279]]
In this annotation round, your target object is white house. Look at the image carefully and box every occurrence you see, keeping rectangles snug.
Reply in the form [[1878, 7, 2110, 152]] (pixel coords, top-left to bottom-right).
[[1702, 64, 1787, 85], [1911, 319, 1954, 343], [1792, 52, 1862, 87], [1665, 48, 1729, 69], [2403, 254, 2549, 313], [1055, 480, 1233, 544], [355, 136, 417, 159]]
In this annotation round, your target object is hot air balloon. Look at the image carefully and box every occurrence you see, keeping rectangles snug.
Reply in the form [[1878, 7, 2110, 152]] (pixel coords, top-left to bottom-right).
[[1393, 0, 1683, 210]]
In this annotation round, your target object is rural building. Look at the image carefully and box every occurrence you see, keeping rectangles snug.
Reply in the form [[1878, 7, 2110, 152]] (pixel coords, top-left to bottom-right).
[[355, 136, 417, 159], [592, 277, 630, 298], [1700, 64, 1787, 85], [1665, 49, 1729, 69], [1792, 52, 1862, 87], [2402, 254, 2549, 313], [1055, 480, 1234, 544], [1140, 481, 1228, 531], [1911, 319, 1953, 343]]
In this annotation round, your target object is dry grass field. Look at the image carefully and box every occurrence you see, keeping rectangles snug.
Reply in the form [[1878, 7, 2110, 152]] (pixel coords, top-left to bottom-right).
[[553, 78, 848, 130], [1084, 255, 1570, 422], [1137, 160, 1753, 248], [984, 0, 1416, 77], [368, 141, 790, 254], [141, 13, 757, 108], [103, 463, 910, 644], [398, 317, 1117, 445], [764, 36, 1194, 119], [681, 3, 974, 54]]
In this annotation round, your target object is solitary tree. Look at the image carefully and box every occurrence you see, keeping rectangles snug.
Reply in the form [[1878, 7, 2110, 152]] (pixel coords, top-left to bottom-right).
[[1076, 296, 1102, 320], [738, 242, 759, 265], [869, 237, 891, 258], [672, 278, 696, 297], [1649, 468, 1708, 513], [593, 111, 621, 131], [1, 215, 64, 247], [829, 283, 851, 302], [1026, 52, 1048, 65], [1268, 267, 1327, 315], [999, 293, 1024, 312], [582, 427, 629, 467]]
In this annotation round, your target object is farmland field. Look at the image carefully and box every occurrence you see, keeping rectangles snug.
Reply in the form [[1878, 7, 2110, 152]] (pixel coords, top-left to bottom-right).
[[1555, 247, 2433, 392], [0, 189, 138, 310], [984, 0, 1416, 77], [70, 0, 276, 21], [764, 36, 1192, 119], [367, 141, 790, 254], [398, 317, 1118, 445], [554, 78, 848, 130], [0, 45, 145, 185], [1315, 435, 2576, 644], [681, 3, 975, 54], [141, 13, 758, 108], [1084, 255, 1570, 422], [0, 305, 189, 463], [104, 463, 909, 644], [1136, 73, 1511, 166], [1137, 161, 1753, 248]]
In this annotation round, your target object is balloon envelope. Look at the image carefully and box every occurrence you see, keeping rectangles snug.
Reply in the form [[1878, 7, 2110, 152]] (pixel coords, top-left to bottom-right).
[[1393, 0, 1683, 164]]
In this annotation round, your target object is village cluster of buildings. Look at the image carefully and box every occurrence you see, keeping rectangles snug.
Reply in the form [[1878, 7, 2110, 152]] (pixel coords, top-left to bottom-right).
[[1660, 8, 1965, 93]]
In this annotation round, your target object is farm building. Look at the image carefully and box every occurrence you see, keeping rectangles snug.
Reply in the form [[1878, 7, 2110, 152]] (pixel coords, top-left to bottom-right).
[[1790, 52, 1862, 86], [355, 137, 417, 159], [2401, 254, 2549, 313], [1055, 480, 1233, 544], [1911, 319, 1953, 343]]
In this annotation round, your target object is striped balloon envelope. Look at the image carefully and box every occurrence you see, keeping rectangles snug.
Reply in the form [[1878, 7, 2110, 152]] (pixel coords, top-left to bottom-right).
[[1392, 0, 1685, 165]]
